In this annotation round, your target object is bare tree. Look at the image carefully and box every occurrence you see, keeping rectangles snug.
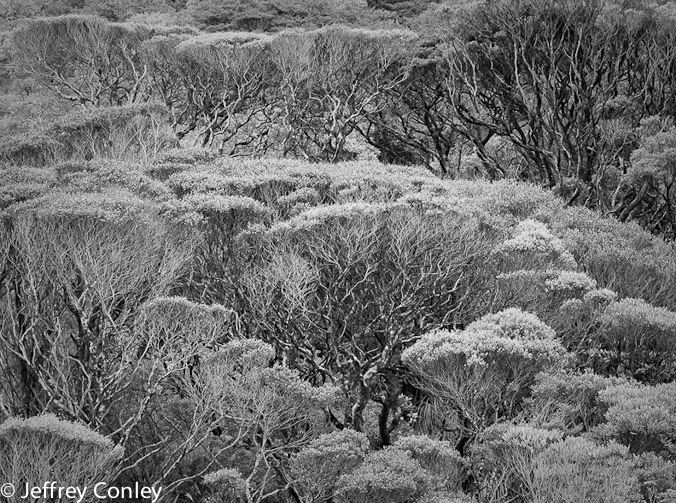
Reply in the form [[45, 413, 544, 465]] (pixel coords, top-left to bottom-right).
[[270, 27, 413, 162], [144, 32, 273, 154], [11, 16, 152, 106], [239, 203, 495, 444], [445, 0, 676, 208], [0, 197, 240, 499]]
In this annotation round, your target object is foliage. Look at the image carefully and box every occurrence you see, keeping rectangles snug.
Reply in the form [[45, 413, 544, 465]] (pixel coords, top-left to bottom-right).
[[528, 370, 626, 434], [598, 381, 676, 460], [0, 103, 176, 166], [193, 339, 340, 503], [186, 0, 379, 32], [241, 201, 495, 441], [203, 468, 247, 503], [10, 16, 153, 106], [290, 429, 370, 502], [622, 117, 676, 238], [403, 308, 568, 449], [632, 452, 676, 503], [0, 414, 123, 502], [392, 435, 466, 492], [268, 26, 414, 161], [2, 130, 676, 503], [335, 448, 433, 503], [471, 424, 564, 502], [531, 436, 642, 503]]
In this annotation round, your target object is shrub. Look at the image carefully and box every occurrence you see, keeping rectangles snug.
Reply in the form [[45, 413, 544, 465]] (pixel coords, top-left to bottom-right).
[[53, 159, 173, 201], [0, 183, 49, 210], [392, 435, 466, 492], [0, 131, 60, 166], [598, 381, 676, 459], [490, 218, 598, 331], [529, 370, 626, 433], [597, 298, 676, 382], [291, 429, 370, 502], [156, 147, 220, 165], [190, 340, 340, 503], [202, 468, 247, 503], [6, 188, 157, 224], [403, 308, 568, 444], [633, 452, 676, 503], [531, 436, 642, 503], [416, 492, 475, 503], [11, 16, 152, 107], [0, 414, 123, 503], [242, 201, 496, 440], [335, 448, 433, 503], [493, 219, 576, 270], [472, 424, 564, 503], [0, 197, 190, 427], [50, 103, 176, 164], [554, 205, 676, 311]]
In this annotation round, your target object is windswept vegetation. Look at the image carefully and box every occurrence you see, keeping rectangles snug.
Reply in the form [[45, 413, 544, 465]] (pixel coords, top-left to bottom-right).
[[2, 1, 676, 502]]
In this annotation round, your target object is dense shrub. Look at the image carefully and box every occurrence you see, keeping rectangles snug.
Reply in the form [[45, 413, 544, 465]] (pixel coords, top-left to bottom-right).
[[597, 381, 676, 460], [403, 308, 568, 449], [598, 298, 676, 382], [291, 429, 370, 502], [471, 424, 564, 502], [202, 468, 247, 503], [528, 370, 626, 433], [531, 437, 642, 503], [392, 435, 466, 492], [632, 452, 676, 503], [335, 448, 433, 503], [186, 0, 380, 31], [10, 16, 153, 106], [0, 414, 123, 502], [195, 339, 340, 503], [2, 151, 676, 502]]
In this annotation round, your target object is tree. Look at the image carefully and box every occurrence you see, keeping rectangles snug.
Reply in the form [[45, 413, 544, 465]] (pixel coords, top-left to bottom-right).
[[619, 116, 676, 238], [0, 192, 188, 421], [0, 192, 246, 497], [10, 16, 152, 106], [239, 200, 495, 443], [402, 308, 568, 453], [114, 297, 239, 496], [144, 33, 274, 155], [360, 44, 466, 175], [444, 0, 676, 210], [269, 26, 413, 161]]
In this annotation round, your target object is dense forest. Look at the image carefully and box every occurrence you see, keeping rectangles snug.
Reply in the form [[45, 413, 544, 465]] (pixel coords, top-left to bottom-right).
[[1, 1, 676, 502]]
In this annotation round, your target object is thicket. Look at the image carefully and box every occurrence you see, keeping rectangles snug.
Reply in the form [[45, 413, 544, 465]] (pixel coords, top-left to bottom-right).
[[2, 1, 676, 502], [3, 1, 676, 237], [2, 154, 676, 502]]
